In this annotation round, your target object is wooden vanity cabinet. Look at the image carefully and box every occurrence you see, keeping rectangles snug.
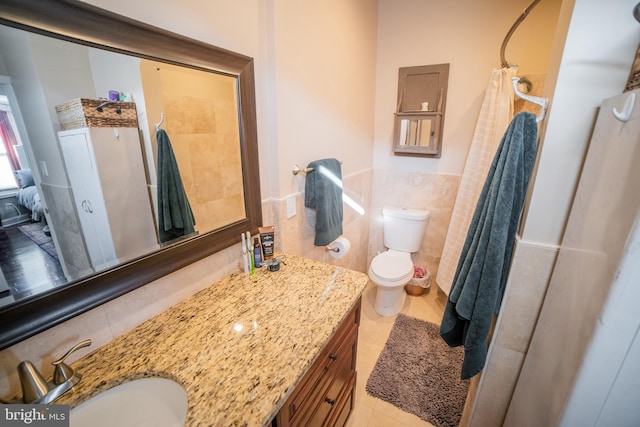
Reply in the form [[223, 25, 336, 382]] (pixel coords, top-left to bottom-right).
[[274, 297, 361, 427]]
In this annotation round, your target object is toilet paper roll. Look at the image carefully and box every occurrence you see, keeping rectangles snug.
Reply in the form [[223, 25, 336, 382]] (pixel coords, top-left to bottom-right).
[[328, 236, 351, 259]]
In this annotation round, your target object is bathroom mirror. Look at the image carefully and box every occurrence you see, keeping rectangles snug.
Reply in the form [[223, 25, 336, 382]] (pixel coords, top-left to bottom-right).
[[393, 64, 449, 157], [0, 0, 262, 349]]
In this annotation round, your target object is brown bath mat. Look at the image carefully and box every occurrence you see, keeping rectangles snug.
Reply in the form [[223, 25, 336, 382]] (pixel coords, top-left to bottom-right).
[[365, 314, 469, 427]]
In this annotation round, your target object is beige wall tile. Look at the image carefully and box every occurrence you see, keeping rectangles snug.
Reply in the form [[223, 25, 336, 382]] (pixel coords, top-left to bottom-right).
[[369, 169, 460, 280], [464, 241, 558, 427], [0, 306, 112, 398], [495, 240, 558, 353], [276, 169, 372, 273], [469, 345, 525, 427]]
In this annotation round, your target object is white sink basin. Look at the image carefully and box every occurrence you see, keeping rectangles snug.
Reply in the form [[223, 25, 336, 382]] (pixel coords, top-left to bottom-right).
[[70, 377, 188, 427]]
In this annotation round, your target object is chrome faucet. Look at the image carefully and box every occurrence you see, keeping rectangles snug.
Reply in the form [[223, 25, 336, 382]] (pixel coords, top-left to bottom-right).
[[17, 339, 92, 404]]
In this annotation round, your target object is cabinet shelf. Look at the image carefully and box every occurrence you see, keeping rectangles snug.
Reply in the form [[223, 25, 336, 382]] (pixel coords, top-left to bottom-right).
[[395, 111, 443, 116], [393, 64, 449, 158]]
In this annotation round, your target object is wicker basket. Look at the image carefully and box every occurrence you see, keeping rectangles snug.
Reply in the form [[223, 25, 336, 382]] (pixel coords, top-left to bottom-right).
[[405, 274, 431, 296], [55, 98, 138, 130], [625, 42, 640, 92]]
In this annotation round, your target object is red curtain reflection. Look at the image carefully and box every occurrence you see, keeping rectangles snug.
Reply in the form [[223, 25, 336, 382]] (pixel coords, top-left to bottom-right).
[[0, 110, 20, 171]]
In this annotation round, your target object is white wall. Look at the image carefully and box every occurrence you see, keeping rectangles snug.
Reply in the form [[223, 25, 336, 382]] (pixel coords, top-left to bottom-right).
[[368, 0, 562, 296], [88, 49, 156, 185], [522, 0, 640, 245], [268, 1, 378, 198], [559, 189, 640, 427], [84, 0, 378, 201], [504, 1, 640, 425], [0, 27, 95, 188], [373, 0, 561, 176], [83, 0, 270, 194]]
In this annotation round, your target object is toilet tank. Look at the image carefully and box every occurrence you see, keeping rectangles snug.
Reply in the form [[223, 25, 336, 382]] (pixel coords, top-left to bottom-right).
[[383, 206, 430, 252]]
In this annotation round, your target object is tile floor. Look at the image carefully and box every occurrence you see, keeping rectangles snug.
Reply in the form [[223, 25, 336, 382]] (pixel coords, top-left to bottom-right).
[[346, 281, 450, 427]]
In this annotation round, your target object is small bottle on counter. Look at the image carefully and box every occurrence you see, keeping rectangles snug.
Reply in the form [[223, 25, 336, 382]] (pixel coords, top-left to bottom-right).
[[253, 237, 263, 268]]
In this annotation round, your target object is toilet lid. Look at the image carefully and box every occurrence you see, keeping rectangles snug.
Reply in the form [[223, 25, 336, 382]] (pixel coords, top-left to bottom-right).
[[370, 251, 413, 280]]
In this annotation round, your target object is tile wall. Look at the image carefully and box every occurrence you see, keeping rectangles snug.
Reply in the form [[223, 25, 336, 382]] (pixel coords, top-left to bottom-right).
[[267, 170, 373, 274], [269, 168, 460, 284], [368, 169, 460, 283], [463, 239, 559, 426]]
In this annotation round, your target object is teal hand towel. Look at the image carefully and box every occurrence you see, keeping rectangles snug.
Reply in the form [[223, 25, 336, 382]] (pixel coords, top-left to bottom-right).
[[156, 129, 196, 244], [304, 158, 343, 246], [440, 112, 538, 380]]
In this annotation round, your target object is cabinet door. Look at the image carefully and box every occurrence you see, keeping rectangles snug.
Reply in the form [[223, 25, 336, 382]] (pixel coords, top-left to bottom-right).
[[277, 299, 361, 427], [89, 128, 158, 260], [59, 130, 117, 270]]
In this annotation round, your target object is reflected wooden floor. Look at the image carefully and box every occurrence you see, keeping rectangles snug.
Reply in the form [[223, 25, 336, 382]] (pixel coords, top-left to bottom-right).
[[0, 223, 66, 305]]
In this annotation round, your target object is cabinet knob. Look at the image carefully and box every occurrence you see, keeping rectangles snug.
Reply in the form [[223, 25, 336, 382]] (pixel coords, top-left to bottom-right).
[[325, 398, 335, 406], [329, 353, 337, 361]]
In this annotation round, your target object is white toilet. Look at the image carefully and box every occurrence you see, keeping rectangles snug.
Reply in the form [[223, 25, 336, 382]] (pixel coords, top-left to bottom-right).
[[368, 206, 430, 316]]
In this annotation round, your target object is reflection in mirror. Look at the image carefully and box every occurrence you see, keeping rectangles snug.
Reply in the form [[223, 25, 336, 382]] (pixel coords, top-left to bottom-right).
[[0, 0, 262, 350], [140, 60, 246, 235], [0, 25, 245, 307], [393, 113, 442, 156], [398, 118, 433, 147]]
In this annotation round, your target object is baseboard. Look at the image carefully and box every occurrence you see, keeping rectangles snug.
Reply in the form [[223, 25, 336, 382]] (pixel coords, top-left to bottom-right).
[[1, 214, 31, 228]]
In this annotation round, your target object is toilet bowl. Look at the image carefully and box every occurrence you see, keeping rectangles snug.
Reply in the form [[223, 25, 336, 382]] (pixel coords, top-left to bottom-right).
[[368, 206, 430, 316], [368, 249, 413, 316]]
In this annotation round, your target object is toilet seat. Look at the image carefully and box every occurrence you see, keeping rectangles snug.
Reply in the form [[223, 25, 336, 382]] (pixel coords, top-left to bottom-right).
[[369, 250, 413, 287]]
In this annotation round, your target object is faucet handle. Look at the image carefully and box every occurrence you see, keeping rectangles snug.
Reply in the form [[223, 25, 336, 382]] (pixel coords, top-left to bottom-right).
[[51, 339, 92, 385]]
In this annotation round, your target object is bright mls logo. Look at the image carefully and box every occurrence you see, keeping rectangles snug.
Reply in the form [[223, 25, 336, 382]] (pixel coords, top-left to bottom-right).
[[2, 405, 69, 426]]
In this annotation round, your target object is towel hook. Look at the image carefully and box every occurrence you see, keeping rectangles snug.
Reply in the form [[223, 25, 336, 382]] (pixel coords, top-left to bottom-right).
[[154, 113, 165, 131], [612, 92, 636, 122], [512, 77, 548, 123]]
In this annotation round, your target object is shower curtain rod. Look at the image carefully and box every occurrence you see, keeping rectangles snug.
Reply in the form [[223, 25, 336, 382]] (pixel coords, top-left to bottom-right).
[[500, 0, 543, 68]]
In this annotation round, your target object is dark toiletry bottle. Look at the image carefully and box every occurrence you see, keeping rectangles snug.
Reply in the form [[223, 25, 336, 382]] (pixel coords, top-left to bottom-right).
[[253, 237, 263, 268]]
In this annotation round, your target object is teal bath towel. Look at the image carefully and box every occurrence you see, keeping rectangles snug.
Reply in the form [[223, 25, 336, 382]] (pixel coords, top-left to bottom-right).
[[304, 158, 343, 246], [440, 112, 538, 380], [156, 129, 196, 244]]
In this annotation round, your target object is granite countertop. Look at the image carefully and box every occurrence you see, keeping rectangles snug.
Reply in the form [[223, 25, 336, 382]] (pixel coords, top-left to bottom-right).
[[59, 254, 369, 426]]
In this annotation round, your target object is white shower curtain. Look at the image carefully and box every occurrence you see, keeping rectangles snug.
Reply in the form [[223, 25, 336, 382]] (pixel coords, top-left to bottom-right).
[[437, 67, 516, 295]]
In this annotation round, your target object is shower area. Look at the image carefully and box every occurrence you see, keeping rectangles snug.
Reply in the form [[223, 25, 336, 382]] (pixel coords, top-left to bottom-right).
[[371, 0, 639, 425]]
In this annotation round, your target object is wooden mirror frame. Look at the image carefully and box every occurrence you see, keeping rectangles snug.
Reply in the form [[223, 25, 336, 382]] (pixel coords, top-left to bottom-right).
[[0, 0, 262, 349]]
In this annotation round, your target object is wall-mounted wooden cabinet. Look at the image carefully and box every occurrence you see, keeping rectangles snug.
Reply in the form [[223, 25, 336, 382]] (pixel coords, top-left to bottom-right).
[[393, 64, 449, 157]]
